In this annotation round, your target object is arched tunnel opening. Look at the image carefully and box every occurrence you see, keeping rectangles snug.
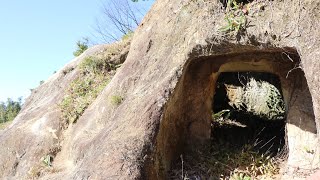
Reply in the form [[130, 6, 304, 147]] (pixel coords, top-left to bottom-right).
[[208, 72, 287, 179], [146, 49, 319, 180], [167, 71, 289, 179]]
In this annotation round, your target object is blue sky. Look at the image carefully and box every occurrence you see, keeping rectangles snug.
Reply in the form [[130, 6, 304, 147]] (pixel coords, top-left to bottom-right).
[[0, 0, 154, 102]]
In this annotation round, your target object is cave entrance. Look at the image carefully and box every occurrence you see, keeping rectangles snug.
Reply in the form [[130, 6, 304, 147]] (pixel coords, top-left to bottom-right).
[[154, 50, 318, 180], [212, 72, 286, 155], [209, 72, 287, 178]]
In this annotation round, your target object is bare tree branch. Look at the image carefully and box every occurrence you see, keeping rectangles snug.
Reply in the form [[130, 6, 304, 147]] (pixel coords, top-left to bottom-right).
[[94, 0, 149, 43]]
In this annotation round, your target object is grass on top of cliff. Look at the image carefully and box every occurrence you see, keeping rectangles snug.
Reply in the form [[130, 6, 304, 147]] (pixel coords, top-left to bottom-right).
[[60, 56, 119, 126], [73, 38, 88, 57]]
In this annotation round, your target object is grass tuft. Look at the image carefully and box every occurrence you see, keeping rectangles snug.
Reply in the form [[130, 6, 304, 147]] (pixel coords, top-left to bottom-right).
[[219, 0, 248, 35], [170, 143, 281, 180], [110, 95, 124, 106], [73, 38, 89, 57]]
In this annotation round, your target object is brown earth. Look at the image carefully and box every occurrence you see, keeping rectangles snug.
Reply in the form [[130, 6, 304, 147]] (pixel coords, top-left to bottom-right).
[[0, 0, 319, 179]]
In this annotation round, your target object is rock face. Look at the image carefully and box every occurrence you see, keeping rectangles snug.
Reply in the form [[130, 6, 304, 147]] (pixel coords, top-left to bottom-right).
[[0, 0, 320, 179]]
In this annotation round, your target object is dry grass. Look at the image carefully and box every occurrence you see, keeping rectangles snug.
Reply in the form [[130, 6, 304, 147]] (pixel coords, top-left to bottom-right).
[[170, 142, 283, 180], [225, 78, 285, 121], [60, 73, 110, 126], [59, 37, 130, 127], [110, 95, 124, 106], [59, 55, 120, 126], [170, 109, 285, 179]]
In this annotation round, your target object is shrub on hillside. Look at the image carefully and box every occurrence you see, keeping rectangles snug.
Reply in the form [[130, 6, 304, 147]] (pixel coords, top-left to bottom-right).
[[0, 98, 22, 124], [73, 38, 89, 57]]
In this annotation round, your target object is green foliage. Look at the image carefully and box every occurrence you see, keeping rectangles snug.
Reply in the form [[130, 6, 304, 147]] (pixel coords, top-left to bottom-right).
[[211, 109, 246, 127], [0, 103, 6, 123], [60, 56, 114, 126], [0, 121, 12, 130], [212, 109, 230, 121], [60, 75, 109, 125], [79, 56, 119, 75], [220, 0, 247, 34], [42, 155, 52, 167], [110, 95, 124, 106], [73, 38, 89, 57], [230, 173, 251, 180], [121, 30, 134, 41], [0, 98, 22, 125]]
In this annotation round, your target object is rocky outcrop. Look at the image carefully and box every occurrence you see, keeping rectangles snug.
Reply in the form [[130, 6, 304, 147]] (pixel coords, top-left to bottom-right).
[[0, 0, 319, 179], [0, 40, 131, 179]]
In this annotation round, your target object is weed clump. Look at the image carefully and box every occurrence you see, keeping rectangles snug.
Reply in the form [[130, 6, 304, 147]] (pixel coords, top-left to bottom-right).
[[220, 0, 248, 35], [60, 76, 109, 125], [73, 38, 89, 57], [60, 55, 120, 126], [80, 56, 119, 74], [110, 95, 124, 106]]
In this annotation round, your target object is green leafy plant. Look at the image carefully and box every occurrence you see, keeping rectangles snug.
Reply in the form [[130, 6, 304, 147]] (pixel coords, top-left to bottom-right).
[[0, 98, 22, 124], [73, 38, 89, 57], [212, 109, 230, 121], [60, 56, 112, 126], [111, 95, 124, 106], [304, 146, 315, 154], [61, 42, 126, 127], [42, 155, 52, 167], [220, 0, 247, 34], [80, 56, 119, 75], [60, 76, 109, 125]]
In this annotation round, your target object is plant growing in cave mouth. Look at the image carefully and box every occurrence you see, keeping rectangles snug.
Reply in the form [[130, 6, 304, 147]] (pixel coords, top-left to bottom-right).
[[225, 78, 286, 121]]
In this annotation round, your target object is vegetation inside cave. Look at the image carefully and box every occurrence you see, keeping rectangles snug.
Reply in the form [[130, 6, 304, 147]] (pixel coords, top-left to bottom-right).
[[170, 72, 288, 180]]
